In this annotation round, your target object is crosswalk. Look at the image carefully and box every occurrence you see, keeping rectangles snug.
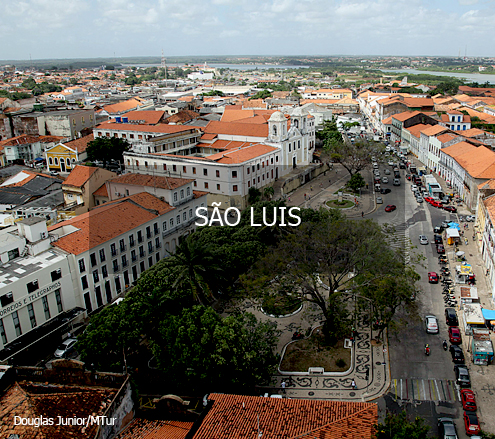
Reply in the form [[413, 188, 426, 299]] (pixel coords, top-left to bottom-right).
[[384, 219, 411, 262], [390, 378, 461, 402]]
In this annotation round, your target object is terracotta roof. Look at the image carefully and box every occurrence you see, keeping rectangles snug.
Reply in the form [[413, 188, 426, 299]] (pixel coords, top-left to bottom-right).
[[109, 173, 193, 190], [454, 128, 488, 137], [96, 122, 200, 135], [442, 141, 478, 159], [404, 124, 432, 138], [93, 183, 108, 197], [204, 121, 268, 138], [381, 116, 393, 125], [207, 144, 278, 164], [116, 418, 193, 439], [166, 110, 200, 124], [39, 135, 64, 143], [478, 179, 495, 190], [200, 133, 217, 140], [484, 194, 495, 222], [63, 133, 94, 153], [115, 110, 165, 125], [221, 108, 275, 123], [62, 165, 98, 188], [49, 193, 174, 255], [391, 111, 421, 122], [420, 125, 448, 137], [103, 98, 143, 115], [196, 140, 256, 151], [445, 144, 495, 179], [193, 393, 377, 439], [403, 97, 434, 108], [436, 133, 459, 144], [242, 99, 268, 109], [0, 135, 43, 147], [0, 381, 115, 439], [447, 110, 463, 115]]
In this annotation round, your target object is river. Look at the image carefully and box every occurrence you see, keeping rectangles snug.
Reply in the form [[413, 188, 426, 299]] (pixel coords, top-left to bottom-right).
[[381, 68, 495, 84]]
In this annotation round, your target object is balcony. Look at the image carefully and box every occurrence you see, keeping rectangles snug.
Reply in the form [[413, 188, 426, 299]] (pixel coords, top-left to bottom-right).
[[138, 237, 144, 243], [122, 260, 128, 268], [120, 245, 127, 252], [156, 242, 162, 249], [113, 265, 120, 273], [111, 249, 117, 257], [129, 241, 135, 248], [139, 252, 146, 259], [131, 255, 137, 263]]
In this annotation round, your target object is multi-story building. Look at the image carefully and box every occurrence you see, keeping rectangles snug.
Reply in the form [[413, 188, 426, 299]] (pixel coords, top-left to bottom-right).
[[441, 110, 471, 131], [45, 133, 94, 173]]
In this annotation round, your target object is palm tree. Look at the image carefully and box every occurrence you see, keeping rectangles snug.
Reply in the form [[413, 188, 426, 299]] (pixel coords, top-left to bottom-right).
[[162, 235, 224, 305]]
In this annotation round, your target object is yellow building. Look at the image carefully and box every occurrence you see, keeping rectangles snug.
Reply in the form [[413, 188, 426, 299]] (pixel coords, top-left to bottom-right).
[[45, 133, 93, 173]]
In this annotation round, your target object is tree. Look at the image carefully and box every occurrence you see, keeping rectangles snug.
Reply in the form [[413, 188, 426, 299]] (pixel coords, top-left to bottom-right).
[[374, 411, 429, 439], [86, 137, 131, 164], [248, 187, 261, 204], [347, 172, 366, 192], [249, 89, 272, 100], [151, 306, 280, 393], [263, 186, 274, 200]]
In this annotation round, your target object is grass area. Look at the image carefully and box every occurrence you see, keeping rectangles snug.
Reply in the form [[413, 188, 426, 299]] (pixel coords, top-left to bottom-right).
[[280, 328, 351, 373], [326, 199, 354, 209], [262, 293, 302, 317]]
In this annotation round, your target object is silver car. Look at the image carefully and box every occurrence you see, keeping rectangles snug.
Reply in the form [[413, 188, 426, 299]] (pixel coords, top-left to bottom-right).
[[376, 196, 383, 204], [419, 235, 428, 245], [438, 417, 458, 439], [54, 338, 77, 358], [425, 315, 439, 334]]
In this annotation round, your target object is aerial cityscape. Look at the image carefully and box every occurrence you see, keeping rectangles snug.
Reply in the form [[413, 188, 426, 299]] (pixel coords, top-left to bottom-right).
[[2, 1, 495, 438]]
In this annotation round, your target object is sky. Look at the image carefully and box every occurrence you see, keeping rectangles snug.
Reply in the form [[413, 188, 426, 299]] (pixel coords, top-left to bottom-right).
[[1, 0, 495, 61]]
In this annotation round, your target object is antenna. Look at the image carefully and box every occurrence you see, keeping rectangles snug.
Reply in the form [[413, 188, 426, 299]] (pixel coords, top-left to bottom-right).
[[161, 49, 168, 80]]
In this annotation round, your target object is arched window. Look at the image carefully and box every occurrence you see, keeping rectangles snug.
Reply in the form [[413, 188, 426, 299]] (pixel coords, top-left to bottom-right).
[[54, 158, 59, 165], [66, 158, 70, 166], [273, 125, 277, 135], [48, 157, 53, 165], [294, 119, 299, 128]]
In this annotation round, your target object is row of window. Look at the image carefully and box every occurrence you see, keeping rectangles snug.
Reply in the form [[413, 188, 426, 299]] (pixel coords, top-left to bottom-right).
[[0, 289, 63, 344], [48, 157, 76, 166]]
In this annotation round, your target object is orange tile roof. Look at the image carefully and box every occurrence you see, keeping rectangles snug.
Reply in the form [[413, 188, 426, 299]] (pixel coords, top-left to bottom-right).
[[444, 143, 495, 179], [455, 128, 488, 137], [63, 133, 94, 153], [391, 111, 421, 122], [436, 133, 459, 144], [96, 122, 200, 135], [115, 110, 165, 125], [221, 108, 275, 123], [404, 124, 432, 138], [208, 144, 278, 164], [242, 99, 268, 109], [479, 179, 495, 190], [381, 116, 393, 124], [196, 140, 256, 151], [116, 418, 193, 439], [166, 110, 200, 124], [442, 141, 478, 159], [200, 133, 217, 140], [103, 98, 143, 115], [420, 125, 448, 137], [49, 193, 174, 255], [204, 121, 268, 138], [193, 394, 377, 439], [0, 134, 43, 147], [109, 173, 193, 190], [40, 135, 64, 143], [93, 183, 108, 197], [62, 165, 98, 188]]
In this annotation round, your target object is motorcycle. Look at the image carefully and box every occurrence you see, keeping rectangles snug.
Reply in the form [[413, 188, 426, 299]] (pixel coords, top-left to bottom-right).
[[425, 344, 430, 356], [443, 340, 448, 351]]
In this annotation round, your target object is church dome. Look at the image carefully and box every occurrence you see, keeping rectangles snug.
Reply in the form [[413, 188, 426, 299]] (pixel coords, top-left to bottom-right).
[[268, 111, 287, 122]]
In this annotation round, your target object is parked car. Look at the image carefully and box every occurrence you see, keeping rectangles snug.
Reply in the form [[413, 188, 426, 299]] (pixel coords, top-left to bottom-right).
[[380, 188, 391, 194], [436, 244, 445, 254], [454, 364, 471, 387], [434, 234, 443, 244], [431, 200, 443, 208], [411, 184, 418, 192], [419, 235, 429, 245], [446, 308, 459, 326], [438, 417, 458, 439], [428, 272, 439, 283], [463, 411, 480, 436], [425, 315, 439, 333], [466, 215, 475, 222], [449, 326, 462, 344], [460, 389, 477, 411], [444, 205, 457, 213], [54, 338, 77, 359], [416, 196, 423, 203], [450, 345, 465, 363], [384, 169, 391, 175], [434, 224, 445, 233], [406, 173, 411, 180], [424, 196, 434, 204], [382, 177, 389, 184], [376, 197, 383, 204], [385, 204, 396, 212]]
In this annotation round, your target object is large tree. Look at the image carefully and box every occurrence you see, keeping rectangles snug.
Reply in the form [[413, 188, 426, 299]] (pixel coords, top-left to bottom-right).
[[86, 137, 131, 164]]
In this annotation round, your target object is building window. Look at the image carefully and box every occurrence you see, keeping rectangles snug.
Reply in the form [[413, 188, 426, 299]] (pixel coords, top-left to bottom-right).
[[95, 286, 103, 308], [193, 181, 197, 187], [247, 168, 250, 175], [84, 292, 93, 313], [183, 212, 187, 222], [163, 164, 167, 171], [12, 311, 22, 337], [42, 296, 51, 320], [203, 168, 208, 176], [174, 192, 178, 202], [176, 215, 180, 225], [146, 226, 151, 239], [49, 157, 53, 165], [155, 237, 160, 248], [129, 234, 135, 247], [189, 208, 193, 218], [81, 275, 88, 290], [27, 280, 39, 293], [186, 187, 191, 196], [99, 248, 106, 262], [170, 218, 174, 227], [111, 243, 117, 257], [137, 230, 143, 243], [54, 288, 63, 312], [0, 319, 7, 345], [50, 268, 62, 281], [122, 254, 128, 267], [54, 157, 59, 165], [0, 292, 13, 307], [131, 249, 137, 262], [192, 167, 196, 174], [93, 269, 99, 283], [289, 144, 291, 152], [113, 259, 119, 273], [232, 170, 237, 178], [162, 221, 167, 231], [216, 170, 220, 178], [180, 189, 184, 199], [78, 259, 86, 273], [204, 182, 209, 189], [139, 246, 145, 258], [217, 184, 220, 190], [102, 265, 108, 278], [90, 253, 97, 267], [233, 185, 238, 192], [119, 239, 126, 252], [148, 241, 153, 253], [28, 303, 37, 328]]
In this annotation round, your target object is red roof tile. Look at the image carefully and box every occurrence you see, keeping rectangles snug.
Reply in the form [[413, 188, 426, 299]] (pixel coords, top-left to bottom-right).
[[193, 394, 377, 439], [96, 122, 201, 135], [115, 110, 165, 125], [208, 144, 277, 164], [103, 98, 143, 115], [109, 173, 193, 190], [116, 418, 193, 439], [204, 121, 268, 138], [93, 183, 108, 197], [62, 165, 98, 188], [63, 133, 94, 153]]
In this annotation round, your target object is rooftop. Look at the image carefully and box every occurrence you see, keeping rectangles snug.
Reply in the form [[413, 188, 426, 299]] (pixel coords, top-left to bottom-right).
[[109, 173, 193, 190], [62, 165, 98, 188], [62, 133, 94, 153]]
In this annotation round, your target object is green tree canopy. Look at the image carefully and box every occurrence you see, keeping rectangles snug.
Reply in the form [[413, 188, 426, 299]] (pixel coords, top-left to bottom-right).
[[86, 137, 131, 164], [347, 172, 366, 192], [249, 89, 272, 100]]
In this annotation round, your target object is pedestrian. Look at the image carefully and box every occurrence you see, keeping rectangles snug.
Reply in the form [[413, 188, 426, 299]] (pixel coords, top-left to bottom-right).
[[329, 178, 331, 184], [310, 185, 313, 191], [351, 379, 356, 390], [304, 193, 306, 200], [308, 195, 311, 200], [486, 269, 490, 276], [281, 380, 286, 394], [288, 197, 291, 202], [320, 183, 323, 188], [361, 211, 364, 218], [465, 238, 468, 245]]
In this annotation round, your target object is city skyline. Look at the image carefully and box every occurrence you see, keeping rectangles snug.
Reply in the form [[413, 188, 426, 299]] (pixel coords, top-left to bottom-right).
[[1, 0, 495, 61]]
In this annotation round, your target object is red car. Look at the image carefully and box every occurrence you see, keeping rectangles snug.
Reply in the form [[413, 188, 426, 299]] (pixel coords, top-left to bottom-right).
[[424, 196, 434, 204], [449, 326, 462, 344], [436, 244, 445, 254], [444, 205, 457, 213], [431, 200, 443, 208], [385, 204, 396, 212], [461, 389, 477, 411], [463, 411, 480, 435], [428, 272, 439, 283]]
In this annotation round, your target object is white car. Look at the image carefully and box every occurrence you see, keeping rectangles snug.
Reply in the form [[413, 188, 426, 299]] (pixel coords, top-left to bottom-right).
[[54, 338, 77, 358], [388, 160, 395, 166], [376, 196, 383, 204], [382, 177, 389, 184], [419, 235, 428, 245], [416, 196, 423, 203], [425, 315, 439, 334], [373, 162, 378, 169], [411, 184, 418, 191], [466, 215, 475, 222]]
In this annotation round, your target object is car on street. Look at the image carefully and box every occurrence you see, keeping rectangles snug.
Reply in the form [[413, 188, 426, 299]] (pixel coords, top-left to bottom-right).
[[449, 326, 462, 344], [466, 215, 475, 222], [406, 173, 411, 180], [428, 272, 439, 283], [430, 200, 443, 208], [444, 205, 457, 213], [434, 234, 443, 244], [384, 169, 391, 175], [416, 196, 423, 203], [382, 177, 389, 184], [436, 244, 445, 254], [376, 197, 383, 204], [463, 411, 480, 436], [419, 235, 429, 245], [54, 338, 77, 359], [446, 308, 459, 326], [388, 160, 395, 166], [385, 204, 396, 212], [450, 345, 465, 363], [425, 315, 439, 333], [461, 389, 477, 412], [454, 364, 471, 387], [438, 417, 458, 439], [380, 188, 391, 194], [434, 226, 443, 233], [424, 196, 434, 204], [411, 184, 418, 191]]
